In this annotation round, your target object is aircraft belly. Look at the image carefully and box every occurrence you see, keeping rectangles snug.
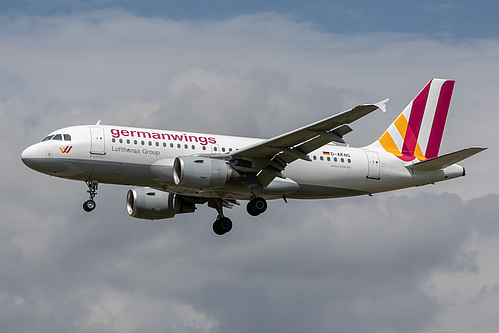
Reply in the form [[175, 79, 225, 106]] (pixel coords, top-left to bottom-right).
[[287, 185, 368, 199], [22, 158, 85, 178], [40, 159, 157, 186]]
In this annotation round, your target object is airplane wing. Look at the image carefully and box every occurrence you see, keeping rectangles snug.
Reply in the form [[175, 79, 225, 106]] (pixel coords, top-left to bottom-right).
[[229, 99, 389, 186]]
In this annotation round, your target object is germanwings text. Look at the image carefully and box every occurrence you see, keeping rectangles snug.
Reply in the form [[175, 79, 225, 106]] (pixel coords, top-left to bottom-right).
[[110, 128, 217, 146]]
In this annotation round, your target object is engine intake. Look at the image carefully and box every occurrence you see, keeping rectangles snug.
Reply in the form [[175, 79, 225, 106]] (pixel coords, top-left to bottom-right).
[[126, 187, 195, 220], [173, 156, 241, 189]]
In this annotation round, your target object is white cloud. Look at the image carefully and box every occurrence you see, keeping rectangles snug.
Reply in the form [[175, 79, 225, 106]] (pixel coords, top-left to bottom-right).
[[81, 288, 218, 333], [1, 10, 498, 333]]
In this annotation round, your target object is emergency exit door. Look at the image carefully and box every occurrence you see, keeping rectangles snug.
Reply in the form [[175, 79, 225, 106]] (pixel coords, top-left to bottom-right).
[[366, 151, 380, 180]]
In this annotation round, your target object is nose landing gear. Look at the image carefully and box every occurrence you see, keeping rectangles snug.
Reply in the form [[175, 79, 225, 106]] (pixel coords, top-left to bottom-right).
[[83, 179, 98, 212]]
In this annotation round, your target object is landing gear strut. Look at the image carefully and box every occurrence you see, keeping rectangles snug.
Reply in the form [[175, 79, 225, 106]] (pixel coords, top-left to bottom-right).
[[209, 198, 233, 235], [83, 179, 98, 212]]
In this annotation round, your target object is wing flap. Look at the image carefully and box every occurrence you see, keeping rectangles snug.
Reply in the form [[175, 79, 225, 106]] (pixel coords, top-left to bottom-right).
[[406, 147, 487, 171]]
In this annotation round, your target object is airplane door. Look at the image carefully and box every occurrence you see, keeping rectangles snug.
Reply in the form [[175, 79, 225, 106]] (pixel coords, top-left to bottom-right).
[[366, 151, 380, 180], [90, 127, 106, 155]]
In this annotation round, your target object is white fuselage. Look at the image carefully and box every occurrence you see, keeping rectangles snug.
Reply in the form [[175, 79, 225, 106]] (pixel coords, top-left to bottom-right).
[[21, 124, 465, 201]]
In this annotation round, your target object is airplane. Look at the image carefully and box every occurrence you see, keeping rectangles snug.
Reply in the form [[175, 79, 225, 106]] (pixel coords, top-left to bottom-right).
[[21, 79, 486, 235]]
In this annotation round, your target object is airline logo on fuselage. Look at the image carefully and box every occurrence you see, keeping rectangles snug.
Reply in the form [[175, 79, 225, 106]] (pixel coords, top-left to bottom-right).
[[59, 146, 73, 153], [110, 128, 217, 146]]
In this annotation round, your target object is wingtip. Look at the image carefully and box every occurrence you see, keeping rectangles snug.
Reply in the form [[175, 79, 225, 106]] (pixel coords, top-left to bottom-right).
[[468, 146, 488, 153]]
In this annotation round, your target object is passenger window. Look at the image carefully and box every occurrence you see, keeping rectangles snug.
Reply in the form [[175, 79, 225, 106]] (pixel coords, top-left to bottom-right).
[[320, 156, 324, 161], [52, 134, 62, 140], [213, 147, 218, 152], [184, 144, 188, 149], [202, 146, 207, 151], [112, 138, 116, 143], [192, 145, 195, 150], [141, 141, 145, 145], [327, 157, 331, 161], [334, 157, 337, 162], [64, 134, 71, 141], [177, 144, 181, 148], [134, 140, 137, 145], [42, 135, 54, 142], [348, 159, 351, 163], [119, 139, 123, 143], [156, 142, 159, 147], [149, 141, 152, 146], [313, 156, 317, 160], [222, 147, 226, 152], [341, 158, 344, 163], [163, 143, 166, 147], [127, 139, 130, 144]]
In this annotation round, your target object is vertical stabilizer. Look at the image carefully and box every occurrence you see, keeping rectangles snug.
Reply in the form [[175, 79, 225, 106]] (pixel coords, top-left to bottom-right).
[[370, 79, 455, 161]]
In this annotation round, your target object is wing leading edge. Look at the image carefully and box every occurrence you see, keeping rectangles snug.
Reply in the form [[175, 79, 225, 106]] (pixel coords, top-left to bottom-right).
[[229, 99, 389, 186]]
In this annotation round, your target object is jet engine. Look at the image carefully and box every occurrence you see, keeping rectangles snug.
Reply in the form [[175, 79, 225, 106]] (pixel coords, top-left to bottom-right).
[[173, 156, 242, 189], [126, 187, 195, 220]]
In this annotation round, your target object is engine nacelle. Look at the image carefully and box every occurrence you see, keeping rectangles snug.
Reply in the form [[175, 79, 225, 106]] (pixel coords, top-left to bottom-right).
[[126, 187, 195, 220], [173, 156, 241, 189]]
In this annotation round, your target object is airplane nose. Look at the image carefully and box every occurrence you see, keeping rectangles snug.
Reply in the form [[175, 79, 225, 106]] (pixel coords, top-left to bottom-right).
[[21, 145, 39, 169], [21, 143, 80, 176]]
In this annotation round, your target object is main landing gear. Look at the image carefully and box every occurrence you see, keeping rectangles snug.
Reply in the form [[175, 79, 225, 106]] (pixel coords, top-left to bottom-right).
[[208, 196, 268, 235], [246, 196, 267, 216], [209, 198, 233, 236], [83, 179, 98, 212]]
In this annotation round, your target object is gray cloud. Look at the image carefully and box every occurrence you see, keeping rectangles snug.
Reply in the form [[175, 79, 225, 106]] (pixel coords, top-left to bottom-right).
[[1, 10, 497, 333]]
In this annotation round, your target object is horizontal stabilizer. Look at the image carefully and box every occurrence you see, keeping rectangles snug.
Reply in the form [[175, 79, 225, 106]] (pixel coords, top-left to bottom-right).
[[406, 147, 487, 171]]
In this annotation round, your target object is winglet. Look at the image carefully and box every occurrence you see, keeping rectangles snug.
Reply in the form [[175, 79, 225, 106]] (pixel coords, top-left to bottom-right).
[[374, 98, 389, 113]]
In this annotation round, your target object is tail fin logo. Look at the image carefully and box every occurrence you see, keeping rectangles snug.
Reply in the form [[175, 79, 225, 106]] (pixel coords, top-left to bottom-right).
[[59, 146, 73, 154], [377, 79, 455, 161]]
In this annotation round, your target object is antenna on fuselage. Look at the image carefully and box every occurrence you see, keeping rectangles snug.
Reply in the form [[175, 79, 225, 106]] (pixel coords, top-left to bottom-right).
[[95, 120, 101, 125]]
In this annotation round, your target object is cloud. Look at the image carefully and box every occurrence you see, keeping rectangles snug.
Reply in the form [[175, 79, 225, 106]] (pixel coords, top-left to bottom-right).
[[1, 10, 498, 333]]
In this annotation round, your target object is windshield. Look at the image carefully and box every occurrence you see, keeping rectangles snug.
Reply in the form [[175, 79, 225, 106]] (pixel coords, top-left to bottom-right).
[[42, 135, 54, 142], [41, 133, 72, 142]]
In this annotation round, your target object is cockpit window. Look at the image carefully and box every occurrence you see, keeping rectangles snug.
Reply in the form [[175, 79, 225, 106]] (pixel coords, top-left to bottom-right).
[[42, 133, 72, 142], [42, 135, 54, 142]]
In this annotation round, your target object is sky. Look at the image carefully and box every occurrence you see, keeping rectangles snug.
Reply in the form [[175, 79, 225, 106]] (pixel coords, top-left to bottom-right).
[[1, 1, 498, 332]]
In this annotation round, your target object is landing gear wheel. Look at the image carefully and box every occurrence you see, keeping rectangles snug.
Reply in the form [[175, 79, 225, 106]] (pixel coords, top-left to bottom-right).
[[246, 197, 267, 216], [213, 217, 233, 235], [83, 179, 99, 213], [83, 199, 96, 212]]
